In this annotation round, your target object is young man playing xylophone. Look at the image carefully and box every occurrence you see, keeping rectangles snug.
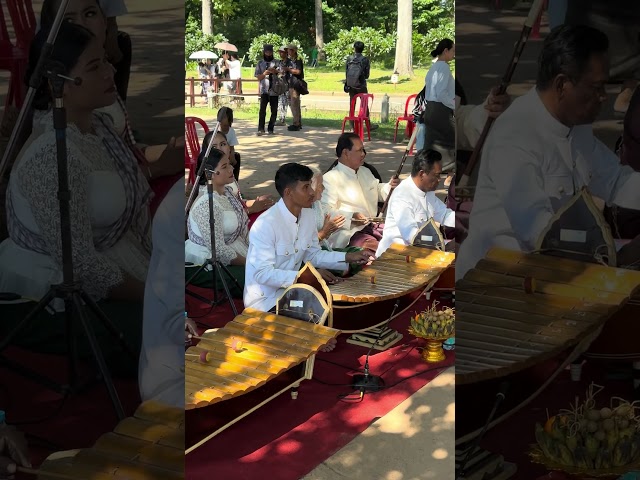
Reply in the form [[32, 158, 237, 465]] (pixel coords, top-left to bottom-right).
[[244, 163, 373, 351], [376, 149, 455, 257]]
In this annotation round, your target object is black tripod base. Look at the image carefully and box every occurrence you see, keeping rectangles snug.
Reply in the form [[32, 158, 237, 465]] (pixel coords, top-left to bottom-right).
[[352, 374, 385, 392]]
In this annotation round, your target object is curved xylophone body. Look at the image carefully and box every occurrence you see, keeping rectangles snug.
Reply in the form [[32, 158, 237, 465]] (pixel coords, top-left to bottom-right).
[[185, 307, 340, 452], [37, 401, 184, 479], [298, 244, 455, 333], [455, 247, 640, 442]]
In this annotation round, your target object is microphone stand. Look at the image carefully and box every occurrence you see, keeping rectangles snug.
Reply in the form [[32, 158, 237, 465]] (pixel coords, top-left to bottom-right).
[[0, 2, 133, 421], [185, 121, 221, 216], [351, 299, 401, 394], [456, 382, 509, 478], [185, 170, 241, 316]]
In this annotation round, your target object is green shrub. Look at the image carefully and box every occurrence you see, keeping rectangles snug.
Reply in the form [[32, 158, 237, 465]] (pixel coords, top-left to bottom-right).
[[247, 34, 308, 66], [413, 22, 455, 67], [323, 27, 395, 70]]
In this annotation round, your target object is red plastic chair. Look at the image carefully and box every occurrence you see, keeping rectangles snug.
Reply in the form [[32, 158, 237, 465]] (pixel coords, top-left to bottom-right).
[[185, 116, 209, 186], [0, 1, 32, 110], [341, 93, 374, 141], [394, 93, 417, 143]]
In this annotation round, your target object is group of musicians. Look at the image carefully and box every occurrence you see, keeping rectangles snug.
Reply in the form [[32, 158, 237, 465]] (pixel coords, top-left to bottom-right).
[[186, 131, 458, 318]]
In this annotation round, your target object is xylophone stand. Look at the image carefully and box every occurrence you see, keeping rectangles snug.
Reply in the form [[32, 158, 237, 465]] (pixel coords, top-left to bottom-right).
[[185, 172, 240, 317], [0, 23, 131, 421]]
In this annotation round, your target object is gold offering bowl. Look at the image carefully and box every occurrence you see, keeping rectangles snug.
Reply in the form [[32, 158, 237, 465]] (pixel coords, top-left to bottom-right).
[[409, 330, 453, 363]]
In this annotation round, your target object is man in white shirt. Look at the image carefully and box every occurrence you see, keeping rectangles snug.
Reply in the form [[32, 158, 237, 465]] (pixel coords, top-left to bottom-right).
[[376, 149, 455, 257], [456, 24, 640, 281], [244, 163, 372, 314], [138, 179, 184, 408], [322, 133, 400, 251]]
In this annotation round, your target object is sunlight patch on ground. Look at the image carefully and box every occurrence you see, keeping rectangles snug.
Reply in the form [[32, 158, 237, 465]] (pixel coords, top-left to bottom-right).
[[432, 448, 448, 460]]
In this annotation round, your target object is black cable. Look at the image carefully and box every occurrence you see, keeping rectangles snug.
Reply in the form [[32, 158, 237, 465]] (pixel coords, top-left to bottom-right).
[[316, 357, 364, 373]]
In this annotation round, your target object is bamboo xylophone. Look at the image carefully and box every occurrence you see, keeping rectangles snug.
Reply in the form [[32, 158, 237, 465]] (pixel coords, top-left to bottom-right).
[[456, 247, 640, 385], [185, 308, 340, 410], [305, 243, 455, 332], [37, 401, 184, 479]]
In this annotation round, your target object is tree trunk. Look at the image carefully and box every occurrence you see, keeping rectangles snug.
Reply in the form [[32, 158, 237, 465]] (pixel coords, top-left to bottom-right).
[[394, 0, 414, 77], [315, 0, 324, 49], [202, 0, 212, 35]]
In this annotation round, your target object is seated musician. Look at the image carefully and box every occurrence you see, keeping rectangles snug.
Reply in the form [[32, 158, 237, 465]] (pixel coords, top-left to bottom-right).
[[39, 0, 184, 217], [321, 133, 400, 252], [309, 167, 365, 276], [0, 23, 147, 376], [244, 162, 372, 317], [185, 141, 275, 298], [457, 24, 640, 281], [376, 149, 455, 257]]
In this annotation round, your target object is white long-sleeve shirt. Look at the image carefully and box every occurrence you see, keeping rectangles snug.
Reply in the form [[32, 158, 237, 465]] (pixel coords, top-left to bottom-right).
[[244, 200, 347, 312], [425, 61, 455, 111], [138, 179, 184, 408], [321, 162, 391, 249], [456, 87, 640, 280], [376, 177, 455, 257]]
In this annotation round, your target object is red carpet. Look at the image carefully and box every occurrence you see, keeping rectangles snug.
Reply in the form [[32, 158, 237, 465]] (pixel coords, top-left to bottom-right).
[[0, 347, 140, 477], [185, 287, 454, 480]]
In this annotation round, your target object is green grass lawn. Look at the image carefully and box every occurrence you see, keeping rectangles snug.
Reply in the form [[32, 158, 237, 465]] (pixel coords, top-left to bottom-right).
[[186, 66, 428, 95], [185, 104, 415, 143]]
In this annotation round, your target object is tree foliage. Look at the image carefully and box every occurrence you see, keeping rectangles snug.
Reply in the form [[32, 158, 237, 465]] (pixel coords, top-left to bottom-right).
[[247, 34, 308, 64], [323, 27, 395, 69], [185, 0, 453, 67]]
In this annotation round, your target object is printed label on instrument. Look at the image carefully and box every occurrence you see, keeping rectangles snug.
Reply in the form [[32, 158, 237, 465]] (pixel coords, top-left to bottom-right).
[[560, 229, 586, 243], [290, 300, 304, 308], [421, 235, 433, 242]]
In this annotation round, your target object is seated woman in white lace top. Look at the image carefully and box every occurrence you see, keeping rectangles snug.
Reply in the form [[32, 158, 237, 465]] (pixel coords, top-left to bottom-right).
[[36, 0, 184, 216], [185, 137, 275, 298], [0, 23, 150, 376]]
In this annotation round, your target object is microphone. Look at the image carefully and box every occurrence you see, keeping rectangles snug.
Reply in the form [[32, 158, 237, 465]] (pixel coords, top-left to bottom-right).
[[351, 299, 401, 395]]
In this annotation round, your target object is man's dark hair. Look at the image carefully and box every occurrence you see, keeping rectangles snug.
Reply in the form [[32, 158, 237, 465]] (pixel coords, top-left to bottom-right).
[[412, 149, 442, 176], [536, 25, 609, 90], [354, 41, 365, 54], [275, 163, 313, 197], [335, 132, 360, 158], [217, 106, 233, 124]]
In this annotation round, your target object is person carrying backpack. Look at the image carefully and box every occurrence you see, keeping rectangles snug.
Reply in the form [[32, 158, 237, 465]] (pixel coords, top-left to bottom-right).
[[344, 41, 371, 122]]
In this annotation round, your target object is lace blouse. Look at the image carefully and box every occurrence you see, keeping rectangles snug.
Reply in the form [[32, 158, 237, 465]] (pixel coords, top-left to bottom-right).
[[1, 111, 151, 302], [187, 186, 249, 265]]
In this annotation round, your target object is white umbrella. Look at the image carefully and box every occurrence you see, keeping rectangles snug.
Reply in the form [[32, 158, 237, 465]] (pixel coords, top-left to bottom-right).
[[189, 50, 218, 60]]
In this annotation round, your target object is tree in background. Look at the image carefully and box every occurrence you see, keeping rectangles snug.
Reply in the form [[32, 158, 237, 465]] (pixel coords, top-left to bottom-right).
[[394, 0, 413, 76], [315, 0, 324, 51], [202, 0, 212, 35]]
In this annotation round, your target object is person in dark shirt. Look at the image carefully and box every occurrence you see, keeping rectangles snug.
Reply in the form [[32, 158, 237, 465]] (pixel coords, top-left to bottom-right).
[[284, 44, 304, 131]]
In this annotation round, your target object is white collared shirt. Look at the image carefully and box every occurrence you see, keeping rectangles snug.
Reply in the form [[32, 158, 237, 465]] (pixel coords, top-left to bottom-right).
[[321, 162, 391, 249], [244, 199, 347, 312], [456, 87, 640, 280], [138, 179, 184, 408], [376, 177, 455, 257], [425, 61, 455, 110]]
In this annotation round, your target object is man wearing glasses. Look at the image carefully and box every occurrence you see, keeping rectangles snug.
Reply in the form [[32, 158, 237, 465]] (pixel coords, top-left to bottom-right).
[[456, 25, 640, 280], [321, 133, 400, 252], [375, 149, 454, 257]]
